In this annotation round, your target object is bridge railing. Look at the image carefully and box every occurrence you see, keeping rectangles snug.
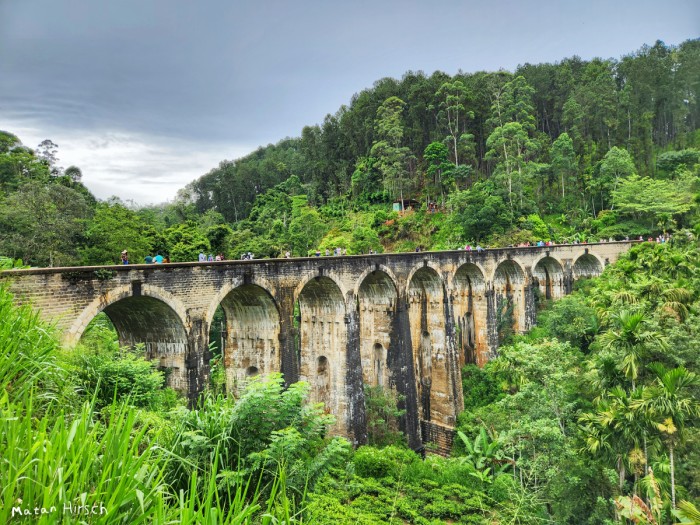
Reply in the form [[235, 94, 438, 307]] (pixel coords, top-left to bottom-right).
[[0, 241, 639, 276]]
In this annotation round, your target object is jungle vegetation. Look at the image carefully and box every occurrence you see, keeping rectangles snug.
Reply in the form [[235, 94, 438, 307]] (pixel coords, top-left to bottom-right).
[[1, 38, 700, 523]]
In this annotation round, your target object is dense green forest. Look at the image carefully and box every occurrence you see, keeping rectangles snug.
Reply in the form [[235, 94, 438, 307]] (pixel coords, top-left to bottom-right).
[[1, 39, 700, 266], [2, 235, 700, 523], [1, 38, 700, 523]]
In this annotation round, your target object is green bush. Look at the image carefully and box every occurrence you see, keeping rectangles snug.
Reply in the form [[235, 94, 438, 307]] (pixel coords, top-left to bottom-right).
[[353, 445, 416, 479], [75, 347, 172, 410], [364, 385, 405, 446], [461, 364, 503, 411]]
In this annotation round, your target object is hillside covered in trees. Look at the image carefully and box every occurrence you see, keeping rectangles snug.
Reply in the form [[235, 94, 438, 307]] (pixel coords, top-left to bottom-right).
[[1, 39, 700, 267], [2, 226, 700, 524], [1, 38, 700, 524]]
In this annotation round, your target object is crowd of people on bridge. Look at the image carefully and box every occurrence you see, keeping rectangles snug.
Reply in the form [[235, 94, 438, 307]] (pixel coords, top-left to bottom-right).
[[199, 252, 227, 262], [117, 233, 675, 265]]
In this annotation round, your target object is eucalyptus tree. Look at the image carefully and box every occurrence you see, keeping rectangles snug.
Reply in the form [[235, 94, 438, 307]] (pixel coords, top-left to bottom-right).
[[596, 146, 636, 211], [370, 96, 414, 207], [550, 132, 577, 205], [485, 76, 538, 215], [423, 141, 454, 205], [435, 79, 473, 167]]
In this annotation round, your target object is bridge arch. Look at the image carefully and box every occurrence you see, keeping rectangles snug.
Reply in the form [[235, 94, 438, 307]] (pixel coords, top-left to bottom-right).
[[453, 263, 486, 366], [215, 283, 281, 394], [492, 259, 526, 288], [357, 268, 398, 389], [573, 253, 604, 279], [204, 275, 279, 329], [67, 284, 191, 392], [532, 256, 565, 300], [493, 259, 526, 339], [353, 264, 399, 299], [407, 265, 451, 424], [297, 275, 348, 435], [405, 262, 444, 298], [294, 271, 349, 308]]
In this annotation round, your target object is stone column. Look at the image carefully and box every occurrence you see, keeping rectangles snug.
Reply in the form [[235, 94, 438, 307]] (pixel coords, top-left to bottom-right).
[[523, 278, 537, 331], [485, 286, 499, 358], [186, 314, 211, 407], [443, 287, 464, 422], [389, 296, 422, 450], [276, 286, 299, 385], [345, 302, 367, 445]]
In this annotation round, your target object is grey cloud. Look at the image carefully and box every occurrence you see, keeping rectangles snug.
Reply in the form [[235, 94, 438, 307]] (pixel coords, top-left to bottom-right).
[[1, 0, 698, 203]]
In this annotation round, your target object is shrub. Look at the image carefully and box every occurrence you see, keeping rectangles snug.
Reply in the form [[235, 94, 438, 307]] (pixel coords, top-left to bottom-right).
[[364, 385, 405, 447], [353, 445, 416, 479], [461, 364, 503, 411], [75, 346, 172, 410]]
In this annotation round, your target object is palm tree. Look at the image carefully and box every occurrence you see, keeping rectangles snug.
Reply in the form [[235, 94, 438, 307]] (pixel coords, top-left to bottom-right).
[[634, 364, 699, 509], [675, 500, 700, 524], [598, 310, 665, 391], [580, 387, 638, 494]]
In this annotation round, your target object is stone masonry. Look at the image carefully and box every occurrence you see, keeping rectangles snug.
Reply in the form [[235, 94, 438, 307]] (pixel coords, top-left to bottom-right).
[[0, 242, 633, 451]]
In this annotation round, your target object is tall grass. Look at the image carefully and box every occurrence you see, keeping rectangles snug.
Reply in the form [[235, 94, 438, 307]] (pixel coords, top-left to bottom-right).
[[0, 287, 64, 406], [0, 287, 308, 523], [0, 393, 168, 523], [0, 392, 303, 523]]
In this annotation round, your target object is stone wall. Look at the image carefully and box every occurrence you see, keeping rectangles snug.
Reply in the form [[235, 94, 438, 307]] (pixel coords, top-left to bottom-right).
[[0, 242, 635, 451]]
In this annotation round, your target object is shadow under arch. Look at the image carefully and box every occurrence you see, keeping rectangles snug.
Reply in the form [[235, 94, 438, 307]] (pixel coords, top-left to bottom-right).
[[297, 275, 347, 434], [493, 259, 526, 341], [573, 253, 604, 279], [532, 256, 565, 300], [453, 263, 486, 366], [70, 285, 190, 392], [217, 283, 281, 394], [492, 259, 525, 288], [358, 268, 398, 389], [405, 262, 444, 298], [407, 265, 446, 423], [204, 275, 280, 329]]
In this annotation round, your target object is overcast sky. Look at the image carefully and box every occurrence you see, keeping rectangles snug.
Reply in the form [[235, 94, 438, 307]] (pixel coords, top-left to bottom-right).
[[1, 1, 698, 204]]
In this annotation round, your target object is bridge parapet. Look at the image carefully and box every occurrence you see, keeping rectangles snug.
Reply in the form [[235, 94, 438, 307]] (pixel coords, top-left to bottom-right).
[[1, 241, 635, 449]]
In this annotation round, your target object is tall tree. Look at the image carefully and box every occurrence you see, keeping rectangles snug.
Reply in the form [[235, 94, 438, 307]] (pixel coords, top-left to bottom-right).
[[598, 310, 664, 391], [486, 76, 538, 214], [435, 80, 472, 167], [35, 139, 62, 176], [370, 96, 413, 207], [423, 141, 454, 205], [0, 181, 91, 266], [635, 364, 699, 509], [550, 132, 577, 204]]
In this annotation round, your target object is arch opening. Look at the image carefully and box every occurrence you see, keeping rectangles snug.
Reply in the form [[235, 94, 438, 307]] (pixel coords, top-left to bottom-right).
[[533, 257, 565, 301], [573, 254, 603, 279], [358, 270, 397, 388], [493, 260, 525, 344], [373, 343, 386, 387], [454, 263, 486, 366], [316, 356, 331, 413], [408, 267, 442, 298], [493, 260, 525, 289], [92, 295, 189, 392], [407, 266, 448, 424], [218, 284, 280, 394], [298, 277, 346, 430]]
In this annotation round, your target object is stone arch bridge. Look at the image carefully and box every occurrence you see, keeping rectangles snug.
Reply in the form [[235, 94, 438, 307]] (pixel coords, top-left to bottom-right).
[[1, 242, 632, 450]]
